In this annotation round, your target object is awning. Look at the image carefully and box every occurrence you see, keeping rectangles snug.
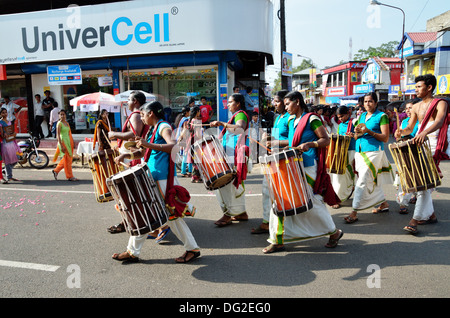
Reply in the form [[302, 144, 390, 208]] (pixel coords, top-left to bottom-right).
[[340, 94, 364, 100]]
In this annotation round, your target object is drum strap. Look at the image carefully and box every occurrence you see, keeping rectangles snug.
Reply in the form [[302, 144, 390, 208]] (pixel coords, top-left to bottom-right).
[[145, 120, 192, 218], [418, 98, 449, 170], [118, 112, 150, 149], [292, 113, 341, 206]]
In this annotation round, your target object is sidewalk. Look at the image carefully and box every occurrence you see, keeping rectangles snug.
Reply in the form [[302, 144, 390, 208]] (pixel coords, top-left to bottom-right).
[[16, 134, 93, 169]]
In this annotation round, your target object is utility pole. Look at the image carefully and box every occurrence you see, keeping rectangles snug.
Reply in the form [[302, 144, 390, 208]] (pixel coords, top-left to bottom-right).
[[279, 0, 288, 90]]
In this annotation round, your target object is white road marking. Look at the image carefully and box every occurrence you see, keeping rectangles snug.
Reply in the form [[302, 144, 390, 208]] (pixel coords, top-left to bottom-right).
[[0, 187, 262, 197], [0, 260, 60, 272]]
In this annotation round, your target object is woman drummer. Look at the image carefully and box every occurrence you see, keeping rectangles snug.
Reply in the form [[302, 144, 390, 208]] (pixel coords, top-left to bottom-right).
[[263, 91, 343, 254], [112, 101, 200, 263], [252, 90, 290, 235], [329, 106, 357, 209], [209, 94, 250, 227], [344, 92, 393, 224]]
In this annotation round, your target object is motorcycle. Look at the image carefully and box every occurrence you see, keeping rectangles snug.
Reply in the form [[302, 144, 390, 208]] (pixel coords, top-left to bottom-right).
[[17, 135, 49, 169]]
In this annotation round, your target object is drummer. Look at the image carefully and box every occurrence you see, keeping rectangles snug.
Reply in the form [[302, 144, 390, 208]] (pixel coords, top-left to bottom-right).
[[263, 91, 343, 254], [112, 101, 200, 263], [329, 106, 357, 209], [209, 94, 250, 227], [394, 99, 420, 215], [107, 91, 148, 234], [394, 74, 448, 234], [344, 92, 393, 224], [252, 90, 289, 235]]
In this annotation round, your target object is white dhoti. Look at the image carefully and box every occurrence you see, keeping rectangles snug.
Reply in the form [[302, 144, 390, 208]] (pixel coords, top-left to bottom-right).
[[330, 150, 356, 202], [127, 177, 199, 257], [267, 164, 337, 245], [352, 151, 393, 211], [261, 177, 271, 223], [215, 182, 246, 216]]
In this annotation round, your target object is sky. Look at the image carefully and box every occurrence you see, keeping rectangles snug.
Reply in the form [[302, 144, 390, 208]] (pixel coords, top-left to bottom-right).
[[266, 0, 450, 85]]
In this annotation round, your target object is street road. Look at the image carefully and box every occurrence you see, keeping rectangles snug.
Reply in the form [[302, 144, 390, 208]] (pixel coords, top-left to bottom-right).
[[0, 151, 449, 303]]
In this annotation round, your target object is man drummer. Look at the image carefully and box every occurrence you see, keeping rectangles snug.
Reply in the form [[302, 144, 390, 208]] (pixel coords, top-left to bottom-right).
[[106, 91, 151, 234], [394, 74, 449, 235]]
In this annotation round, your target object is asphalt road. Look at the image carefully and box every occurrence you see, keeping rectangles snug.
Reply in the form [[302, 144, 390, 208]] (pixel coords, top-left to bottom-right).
[[0, 148, 449, 303]]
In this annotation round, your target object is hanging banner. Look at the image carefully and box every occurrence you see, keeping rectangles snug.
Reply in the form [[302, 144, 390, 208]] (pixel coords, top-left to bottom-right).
[[47, 65, 82, 85]]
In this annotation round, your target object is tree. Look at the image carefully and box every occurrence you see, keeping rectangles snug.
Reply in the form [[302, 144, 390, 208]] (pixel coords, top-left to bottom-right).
[[353, 40, 398, 61], [272, 59, 315, 93]]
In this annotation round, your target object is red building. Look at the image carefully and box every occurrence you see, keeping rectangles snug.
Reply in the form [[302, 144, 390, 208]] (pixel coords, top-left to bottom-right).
[[322, 57, 402, 104]]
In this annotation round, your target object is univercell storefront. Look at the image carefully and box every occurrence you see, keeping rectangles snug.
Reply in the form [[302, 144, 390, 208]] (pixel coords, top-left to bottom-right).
[[0, 0, 274, 134]]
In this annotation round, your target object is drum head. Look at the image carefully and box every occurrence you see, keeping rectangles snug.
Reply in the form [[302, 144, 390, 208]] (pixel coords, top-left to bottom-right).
[[207, 172, 235, 190]]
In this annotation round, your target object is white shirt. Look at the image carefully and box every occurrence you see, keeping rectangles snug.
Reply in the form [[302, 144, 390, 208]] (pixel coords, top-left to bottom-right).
[[34, 101, 44, 117], [3, 101, 20, 121], [50, 107, 61, 125]]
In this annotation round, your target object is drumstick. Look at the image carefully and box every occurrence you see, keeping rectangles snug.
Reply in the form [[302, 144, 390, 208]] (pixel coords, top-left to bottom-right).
[[248, 136, 271, 153], [394, 108, 400, 141], [102, 129, 114, 149], [120, 162, 130, 169]]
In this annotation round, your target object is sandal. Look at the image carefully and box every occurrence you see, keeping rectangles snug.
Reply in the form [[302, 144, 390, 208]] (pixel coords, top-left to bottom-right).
[[52, 170, 58, 180], [372, 206, 389, 214], [417, 218, 438, 225], [112, 251, 139, 263], [325, 230, 344, 248], [344, 213, 358, 224], [155, 227, 171, 243], [231, 212, 248, 222], [175, 250, 201, 263], [251, 224, 269, 234], [403, 225, 418, 235], [399, 207, 408, 214], [263, 244, 285, 254], [214, 215, 232, 227], [107, 222, 126, 234], [331, 204, 341, 209]]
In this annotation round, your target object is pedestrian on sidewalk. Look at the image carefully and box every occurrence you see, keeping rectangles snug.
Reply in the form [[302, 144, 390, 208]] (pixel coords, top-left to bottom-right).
[[52, 109, 78, 181], [0, 107, 21, 182]]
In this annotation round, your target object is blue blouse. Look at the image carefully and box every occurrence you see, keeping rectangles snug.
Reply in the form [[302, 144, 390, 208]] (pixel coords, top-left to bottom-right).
[[272, 112, 290, 141], [288, 113, 321, 167], [338, 119, 356, 151], [147, 120, 176, 181], [401, 117, 419, 137], [355, 110, 389, 152]]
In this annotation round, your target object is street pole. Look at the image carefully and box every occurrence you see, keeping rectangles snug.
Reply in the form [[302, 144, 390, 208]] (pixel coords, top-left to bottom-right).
[[279, 0, 288, 90], [370, 0, 405, 99]]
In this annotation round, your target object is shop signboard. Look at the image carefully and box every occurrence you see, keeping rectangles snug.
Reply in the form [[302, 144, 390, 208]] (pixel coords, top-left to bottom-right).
[[354, 83, 374, 94], [326, 86, 346, 97], [47, 64, 82, 85], [438, 74, 450, 95], [0, 0, 273, 65], [282, 52, 293, 77]]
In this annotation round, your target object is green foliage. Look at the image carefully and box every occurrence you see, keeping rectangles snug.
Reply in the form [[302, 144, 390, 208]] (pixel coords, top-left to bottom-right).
[[353, 40, 398, 61]]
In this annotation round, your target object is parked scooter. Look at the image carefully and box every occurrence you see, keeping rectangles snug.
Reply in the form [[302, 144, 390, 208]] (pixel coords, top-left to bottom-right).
[[17, 135, 49, 169]]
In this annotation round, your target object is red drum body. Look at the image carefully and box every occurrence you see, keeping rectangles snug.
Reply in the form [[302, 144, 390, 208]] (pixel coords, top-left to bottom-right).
[[260, 149, 313, 217], [192, 135, 235, 190], [88, 149, 123, 203], [106, 164, 168, 236]]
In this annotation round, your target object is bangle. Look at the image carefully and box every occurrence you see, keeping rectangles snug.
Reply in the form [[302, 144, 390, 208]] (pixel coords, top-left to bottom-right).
[[223, 123, 228, 129], [129, 153, 135, 160], [313, 141, 319, 148]]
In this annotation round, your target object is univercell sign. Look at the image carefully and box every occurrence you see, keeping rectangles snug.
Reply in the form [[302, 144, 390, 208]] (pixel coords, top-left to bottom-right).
[[22, 14, 170, 53], [0, 0, 273, 65]]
